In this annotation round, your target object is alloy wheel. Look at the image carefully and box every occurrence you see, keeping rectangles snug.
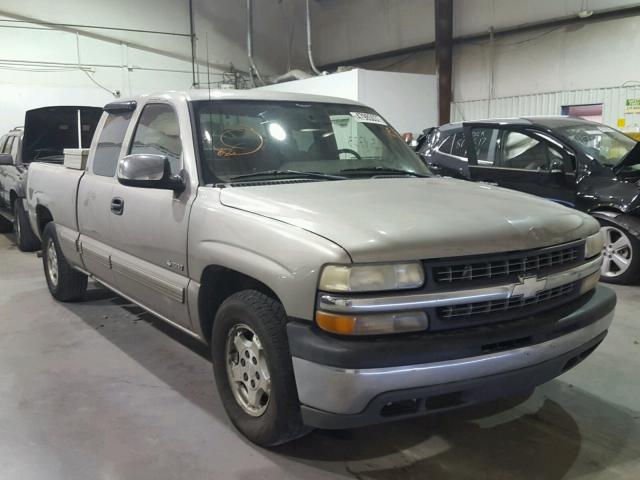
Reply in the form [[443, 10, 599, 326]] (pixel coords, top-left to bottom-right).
[[46, 238, 59, 287], [225, 324, 271, 417], [600, 225, 632, 278]]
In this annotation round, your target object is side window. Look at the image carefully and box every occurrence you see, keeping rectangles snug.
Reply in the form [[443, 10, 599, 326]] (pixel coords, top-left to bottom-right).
[[3, 136, 15, 155], [0, 135, 6, 153], [93, 112, 132, 177], [129, 103, 182, 174], [11, 137, 20, 158], [451, 132, 468, 158], [438, 134, 454, 154], [499, 130, 559, 171], [470, 128, 499, 165]]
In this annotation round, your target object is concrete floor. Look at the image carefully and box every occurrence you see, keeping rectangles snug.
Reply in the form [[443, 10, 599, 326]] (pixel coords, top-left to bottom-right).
[[1, 233, 639, 480]]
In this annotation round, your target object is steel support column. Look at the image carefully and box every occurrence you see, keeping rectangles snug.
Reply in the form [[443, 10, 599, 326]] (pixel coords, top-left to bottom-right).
[[435, 0, 453, 125]]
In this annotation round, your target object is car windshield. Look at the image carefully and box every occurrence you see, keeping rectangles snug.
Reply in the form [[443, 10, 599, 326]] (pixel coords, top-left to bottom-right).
[[192, 100, 430, 184], [559, 124, 637, 167]]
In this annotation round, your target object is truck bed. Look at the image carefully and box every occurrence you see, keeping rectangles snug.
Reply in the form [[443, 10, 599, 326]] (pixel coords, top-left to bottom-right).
[[27, 162, 84, 261]]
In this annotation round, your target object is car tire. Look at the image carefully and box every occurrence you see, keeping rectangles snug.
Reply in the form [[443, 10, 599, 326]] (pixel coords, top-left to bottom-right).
[[42, 223, 88, 301], [14, 201, 40, 252], [596, 215, 640, 285], [211, 290, 310, 446]]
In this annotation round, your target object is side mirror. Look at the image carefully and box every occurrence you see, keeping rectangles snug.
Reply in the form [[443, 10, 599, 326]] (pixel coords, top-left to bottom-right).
[[0, 153, 13, 166], [117, 154, 185, 192]]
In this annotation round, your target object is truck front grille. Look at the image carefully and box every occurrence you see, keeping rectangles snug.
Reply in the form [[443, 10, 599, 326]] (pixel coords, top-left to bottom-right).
[[438, 282, 576, 320], [433, 242, 582, 284]]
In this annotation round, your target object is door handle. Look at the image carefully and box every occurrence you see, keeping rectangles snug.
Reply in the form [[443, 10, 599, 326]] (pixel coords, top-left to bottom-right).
[[110, 197, 124, 215]]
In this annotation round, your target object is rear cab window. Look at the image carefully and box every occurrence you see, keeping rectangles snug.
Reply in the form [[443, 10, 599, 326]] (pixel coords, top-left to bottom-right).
[[3, 136, 14, 154], [92, 112, 133, 177]]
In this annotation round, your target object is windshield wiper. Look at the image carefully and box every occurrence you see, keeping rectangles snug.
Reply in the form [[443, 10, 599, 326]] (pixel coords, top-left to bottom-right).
[[339, 167, 429, 178], [230, 169, 347, 181]]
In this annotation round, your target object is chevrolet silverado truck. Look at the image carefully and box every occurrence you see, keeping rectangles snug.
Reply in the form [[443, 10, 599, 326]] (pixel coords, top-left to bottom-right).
[[27, 90, 616, 446], [0, 106, 102, 250]]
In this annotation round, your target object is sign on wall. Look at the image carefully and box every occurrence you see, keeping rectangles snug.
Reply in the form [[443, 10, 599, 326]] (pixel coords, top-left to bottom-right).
[[625, 99, 640, 114]]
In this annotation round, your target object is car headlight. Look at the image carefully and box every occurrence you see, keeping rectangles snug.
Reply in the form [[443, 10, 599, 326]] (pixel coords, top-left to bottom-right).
[[319, 262, 425, 292], [585, 230, 605, 260]]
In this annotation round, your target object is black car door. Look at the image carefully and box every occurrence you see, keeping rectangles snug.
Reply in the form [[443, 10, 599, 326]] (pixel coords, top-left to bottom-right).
[[463, 123, 577, 207]]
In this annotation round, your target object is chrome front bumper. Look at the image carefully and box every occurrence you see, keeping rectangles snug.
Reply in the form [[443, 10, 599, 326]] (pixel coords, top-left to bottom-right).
[[291, 286, 615, 421]]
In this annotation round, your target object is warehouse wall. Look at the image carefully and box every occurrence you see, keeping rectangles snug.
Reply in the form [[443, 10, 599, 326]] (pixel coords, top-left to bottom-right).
[[310, 0, 640, 128], [0, 0, 307, 133], [311, 0, 436, 72]]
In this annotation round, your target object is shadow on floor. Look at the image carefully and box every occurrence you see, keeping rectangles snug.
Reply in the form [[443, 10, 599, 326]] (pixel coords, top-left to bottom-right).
[[65, 284, 640, 480]]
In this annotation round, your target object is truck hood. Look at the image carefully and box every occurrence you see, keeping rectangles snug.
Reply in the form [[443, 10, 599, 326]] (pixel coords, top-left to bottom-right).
[[219, 178, 597, 262]]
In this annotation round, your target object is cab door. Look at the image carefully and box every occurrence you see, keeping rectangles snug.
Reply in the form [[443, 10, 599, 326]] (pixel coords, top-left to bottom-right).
[[78, 110, 133, 285], [464, 124, 577, 207], [109, 101, 197, 330]]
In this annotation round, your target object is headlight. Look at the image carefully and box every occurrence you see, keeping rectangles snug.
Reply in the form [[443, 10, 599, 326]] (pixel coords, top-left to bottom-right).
[[319, 262, 425, 292], [585, 230, 605, 259]]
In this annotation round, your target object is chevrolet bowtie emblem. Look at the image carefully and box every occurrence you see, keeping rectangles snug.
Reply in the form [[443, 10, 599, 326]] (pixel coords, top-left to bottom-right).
[[511, 275, 547, 299]]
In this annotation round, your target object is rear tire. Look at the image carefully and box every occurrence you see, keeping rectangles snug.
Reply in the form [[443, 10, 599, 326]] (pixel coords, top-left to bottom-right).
[[14, 201, 40, 252], [596, 215, 640, 285], [211, 290, 310, 446], [42, 223, 87, 301]]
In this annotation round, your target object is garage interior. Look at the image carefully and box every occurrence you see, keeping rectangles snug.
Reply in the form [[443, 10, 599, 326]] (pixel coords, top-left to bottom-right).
[[1, 0, 640, 478]]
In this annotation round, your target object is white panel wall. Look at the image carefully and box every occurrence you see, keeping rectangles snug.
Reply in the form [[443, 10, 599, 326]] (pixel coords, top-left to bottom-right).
[[451, 85, 640, 130], [0, 0, 307, 133]]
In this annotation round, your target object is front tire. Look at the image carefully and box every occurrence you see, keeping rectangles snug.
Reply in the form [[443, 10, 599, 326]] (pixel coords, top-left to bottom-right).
[[211, 290, 310, 446], [597, 215, 640, 284], [14, 201, 40, 252], [42, 223, 87, 301]]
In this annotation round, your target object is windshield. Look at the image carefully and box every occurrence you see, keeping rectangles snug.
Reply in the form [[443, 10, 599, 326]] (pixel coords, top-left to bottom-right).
[[559, 124, 637, 167], [192, 100, 430, 184]]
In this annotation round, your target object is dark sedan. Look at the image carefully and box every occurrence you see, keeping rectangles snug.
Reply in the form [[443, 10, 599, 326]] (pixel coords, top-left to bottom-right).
[[419, 117, 640, 284]]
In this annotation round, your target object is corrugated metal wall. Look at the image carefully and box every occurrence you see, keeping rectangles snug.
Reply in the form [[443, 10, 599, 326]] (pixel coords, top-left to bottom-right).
[[451, 85, 640, 129]]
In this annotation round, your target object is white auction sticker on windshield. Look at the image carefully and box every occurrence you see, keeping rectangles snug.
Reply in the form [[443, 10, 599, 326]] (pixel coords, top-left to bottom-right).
[[350, 111, 387, 125]]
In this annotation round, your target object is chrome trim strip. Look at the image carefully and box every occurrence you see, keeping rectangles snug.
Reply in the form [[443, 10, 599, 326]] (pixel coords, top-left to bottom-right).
[[319, 256, 602, 314], [111, 260, 185, 304], [292, 310, 613, 415]]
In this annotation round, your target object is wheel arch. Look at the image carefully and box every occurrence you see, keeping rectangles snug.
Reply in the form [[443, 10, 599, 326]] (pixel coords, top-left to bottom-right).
[[589, 208, 622, 220], [35, 204, 54, 236], [198, 265, 284, 344]]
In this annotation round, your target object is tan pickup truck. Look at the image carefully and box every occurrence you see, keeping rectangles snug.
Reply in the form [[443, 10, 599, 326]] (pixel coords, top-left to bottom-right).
[[27, 90, 615, 446]]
